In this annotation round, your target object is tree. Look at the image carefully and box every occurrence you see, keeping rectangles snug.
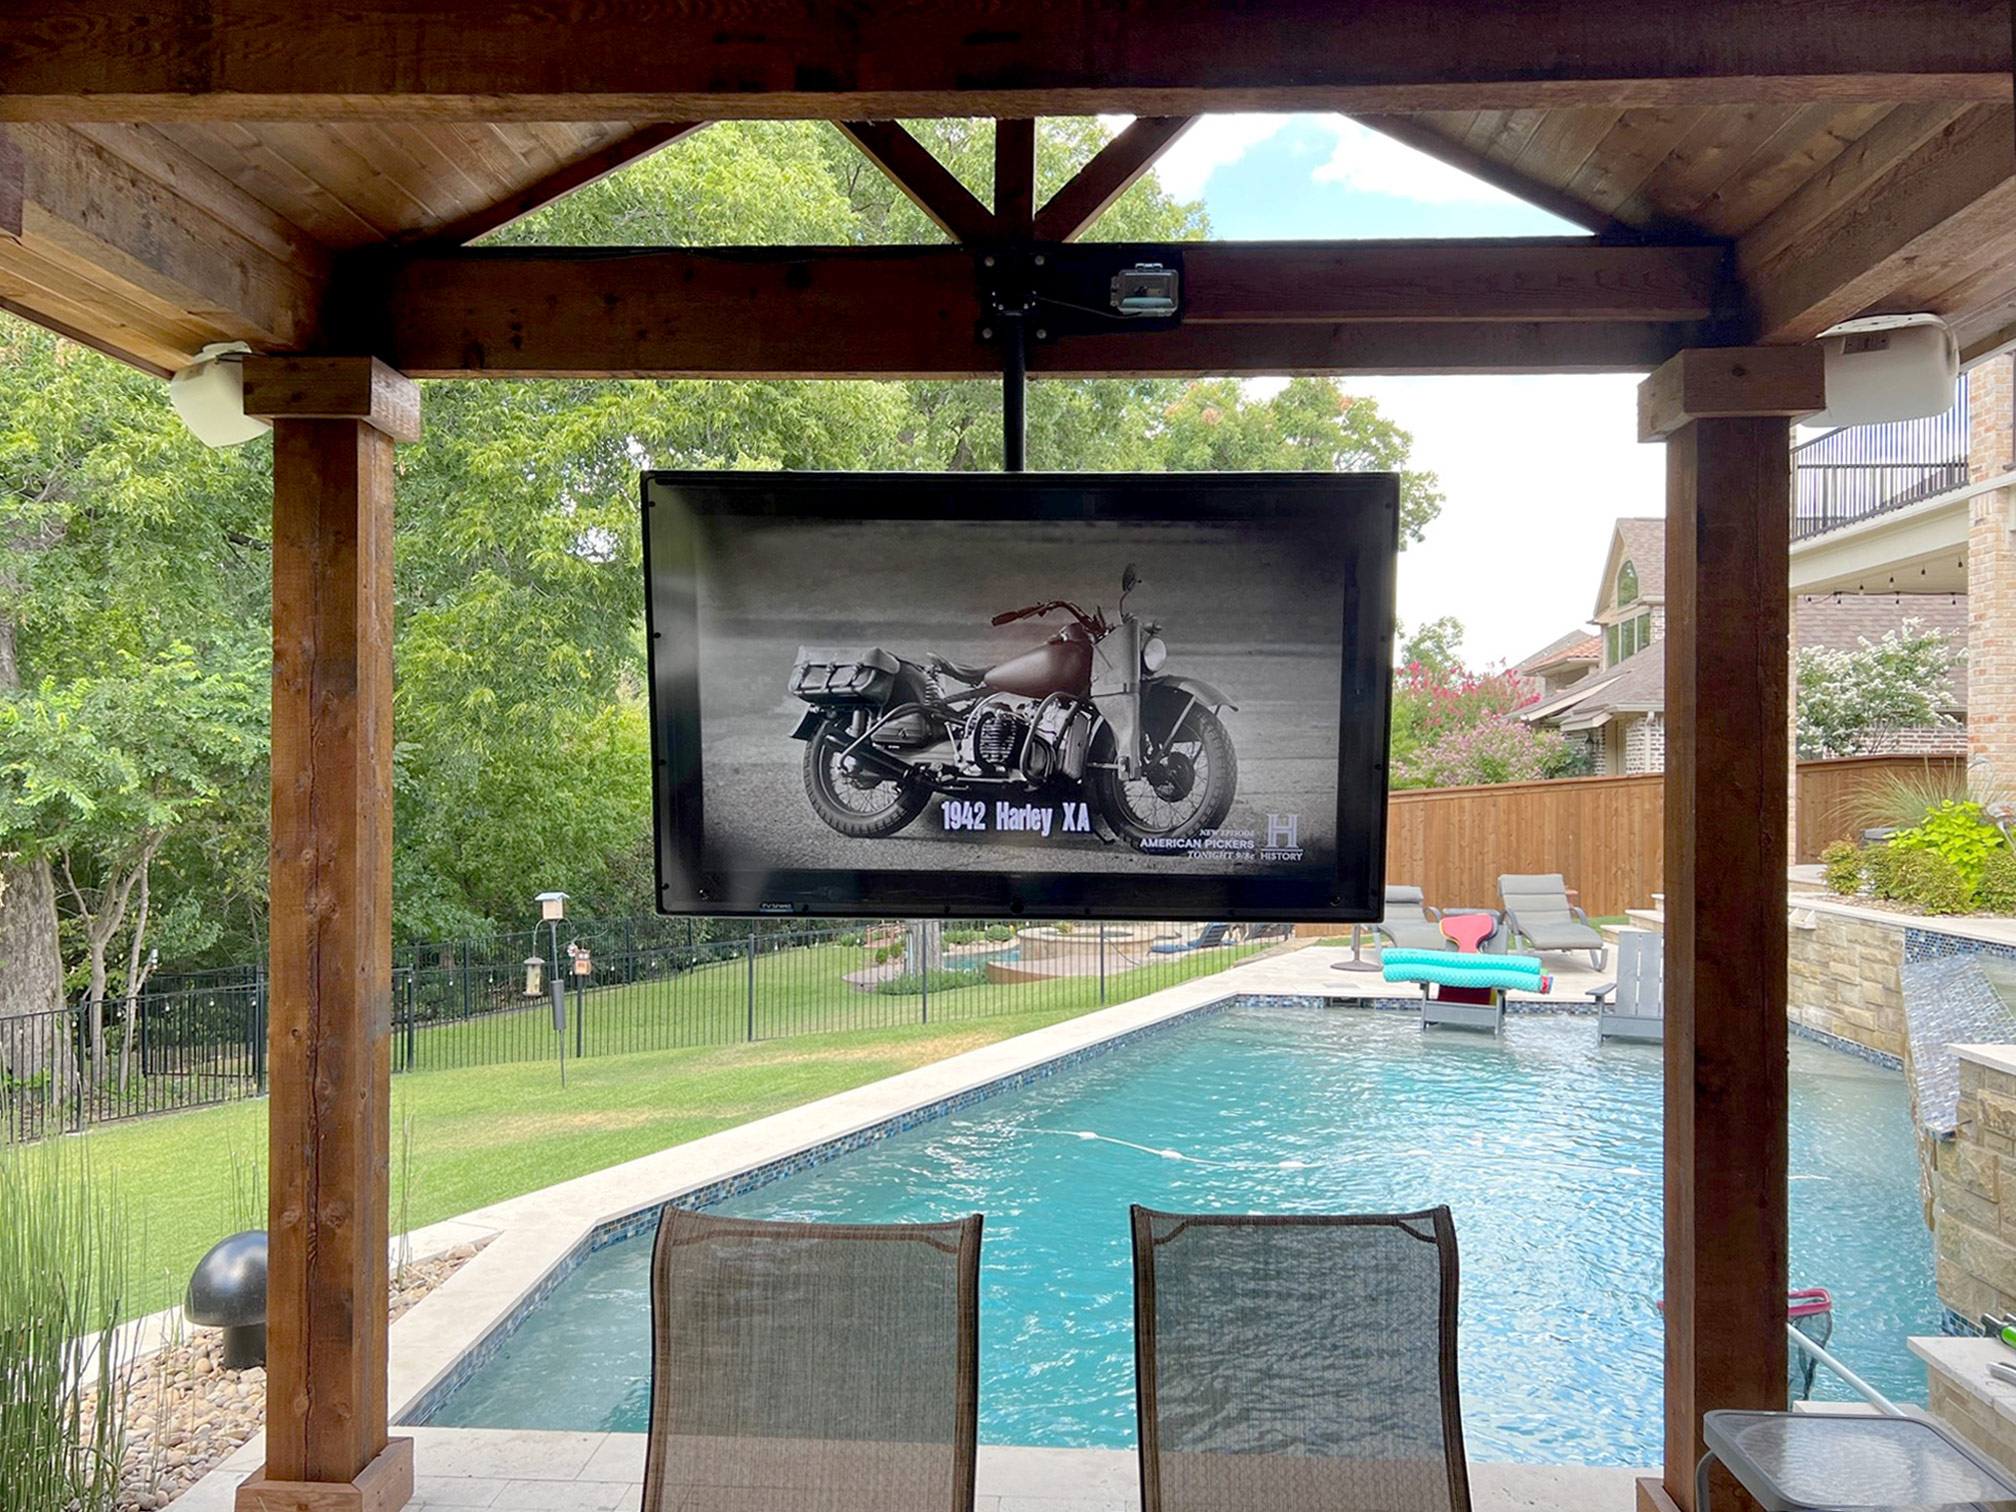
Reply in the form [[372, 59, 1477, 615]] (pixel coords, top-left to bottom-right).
[[1398, 616, 1465, 676], [1389, 659, 1575, 788], [0, 646, 266, 1084], [1796, 620, 1962, 759], [0, 318, 271, 1043]]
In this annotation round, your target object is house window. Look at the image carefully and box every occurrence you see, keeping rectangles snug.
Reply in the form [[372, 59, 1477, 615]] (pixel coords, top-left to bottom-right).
[[1617, 560, 1639, 607], [1607, 611, 1654, 667]]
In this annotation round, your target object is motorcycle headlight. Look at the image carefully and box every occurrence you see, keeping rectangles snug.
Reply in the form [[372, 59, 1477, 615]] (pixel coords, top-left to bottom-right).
[[1141, 636, 1168, 673]]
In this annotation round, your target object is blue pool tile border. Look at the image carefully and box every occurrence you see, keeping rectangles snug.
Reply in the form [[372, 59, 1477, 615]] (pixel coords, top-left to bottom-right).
[[1903, 928, 2016, 967], [1789, 1020, 1905, 1070], [404, 990, 1266, 1425]]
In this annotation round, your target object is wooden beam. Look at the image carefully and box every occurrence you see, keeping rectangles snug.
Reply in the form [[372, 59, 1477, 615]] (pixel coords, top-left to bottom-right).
[[243, 356, 423, 442], [1657, 411, 1792, 1512], [251, 361, 415, 1512], [835, 122, 994, 244], [1034, 117, 1195, 242], [0, 123, 325, 363], [994, 119, 1036, 238], [1638, 345, 1824, 440], [369, 241, 1725, 378], [1352, 115, 1622, 234], [3, 1, 2008, 121], [405, 123, 708, 248], [1743, 106, 2016, 342], [0, 129, 20, 238]]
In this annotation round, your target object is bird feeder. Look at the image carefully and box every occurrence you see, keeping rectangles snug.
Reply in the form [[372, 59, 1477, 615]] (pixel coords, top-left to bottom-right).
[[523, 956, 545, 996]]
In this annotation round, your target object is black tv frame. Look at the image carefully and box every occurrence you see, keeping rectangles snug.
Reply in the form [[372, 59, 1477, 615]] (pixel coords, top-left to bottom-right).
[[642, 471, 1397, 922]]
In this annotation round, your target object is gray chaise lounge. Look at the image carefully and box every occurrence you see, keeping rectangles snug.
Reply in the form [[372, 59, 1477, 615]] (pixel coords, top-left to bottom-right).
[[1498, 873, 1608, 970]]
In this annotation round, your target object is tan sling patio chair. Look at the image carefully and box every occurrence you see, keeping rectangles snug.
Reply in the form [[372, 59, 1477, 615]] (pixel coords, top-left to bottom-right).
[[642, 1207, 983, 1512], [1131, 1204, 1472, 1512]]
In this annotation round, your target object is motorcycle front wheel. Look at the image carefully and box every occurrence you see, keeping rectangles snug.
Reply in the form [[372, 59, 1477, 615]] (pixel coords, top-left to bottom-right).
[[802, 716, 932, 839], [1090, 696, 1238, 844]]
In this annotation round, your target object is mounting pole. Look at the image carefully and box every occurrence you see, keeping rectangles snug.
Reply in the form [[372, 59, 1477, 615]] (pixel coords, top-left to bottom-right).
[[1002, 308, 1027, 472]]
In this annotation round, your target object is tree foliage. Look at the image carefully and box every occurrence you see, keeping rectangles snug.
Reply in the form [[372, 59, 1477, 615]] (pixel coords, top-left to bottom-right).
[[1795, 620, 1961, 759], [0, 117, 1448, 990]]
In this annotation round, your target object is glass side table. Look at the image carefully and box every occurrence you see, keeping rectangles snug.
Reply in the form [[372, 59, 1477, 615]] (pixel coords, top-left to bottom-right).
[[1700, 1410, 2016, 1512]]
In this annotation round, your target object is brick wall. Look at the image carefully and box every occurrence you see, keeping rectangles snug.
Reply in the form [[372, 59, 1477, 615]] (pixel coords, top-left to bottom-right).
[[1622, 712, 1666, 774], [1863, 724, 1971, 756], [1970, 355, 2016, 783], [1787, 908, 1907, 1061]]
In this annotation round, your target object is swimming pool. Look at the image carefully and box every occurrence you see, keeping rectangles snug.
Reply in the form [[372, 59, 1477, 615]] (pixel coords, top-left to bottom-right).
[[422, 1004, 1937, 1466]]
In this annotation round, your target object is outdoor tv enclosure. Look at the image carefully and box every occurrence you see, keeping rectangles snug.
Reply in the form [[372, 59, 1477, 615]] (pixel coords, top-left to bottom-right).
[[643, 471, 1397, 922]]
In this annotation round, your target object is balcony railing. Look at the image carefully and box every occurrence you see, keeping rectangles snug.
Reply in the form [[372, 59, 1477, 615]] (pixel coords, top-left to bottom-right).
[[1793, 372, 1969, 541]]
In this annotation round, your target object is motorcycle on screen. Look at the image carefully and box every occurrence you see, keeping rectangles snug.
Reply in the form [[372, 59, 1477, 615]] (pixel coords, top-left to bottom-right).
[[786, 565, 1237, 845]]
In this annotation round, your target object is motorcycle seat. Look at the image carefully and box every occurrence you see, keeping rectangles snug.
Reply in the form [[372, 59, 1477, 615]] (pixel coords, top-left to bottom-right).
[[928, 653, 990, 684]]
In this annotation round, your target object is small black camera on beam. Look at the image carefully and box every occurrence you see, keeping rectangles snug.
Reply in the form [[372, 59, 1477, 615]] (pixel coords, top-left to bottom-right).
[[1110, 263, 1181, 318]]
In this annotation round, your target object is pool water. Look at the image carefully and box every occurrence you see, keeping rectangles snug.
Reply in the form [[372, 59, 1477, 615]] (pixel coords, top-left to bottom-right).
[[425, 1005, 1938, 1466]]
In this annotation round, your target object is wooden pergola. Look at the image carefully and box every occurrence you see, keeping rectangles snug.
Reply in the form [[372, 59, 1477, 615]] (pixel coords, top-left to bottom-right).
[[4, 7, 2013, 1509]]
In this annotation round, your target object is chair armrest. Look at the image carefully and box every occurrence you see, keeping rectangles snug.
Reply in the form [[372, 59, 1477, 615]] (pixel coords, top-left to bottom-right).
[[1589, 981, 1617, 1003], [1571, 906, 1595, 927]]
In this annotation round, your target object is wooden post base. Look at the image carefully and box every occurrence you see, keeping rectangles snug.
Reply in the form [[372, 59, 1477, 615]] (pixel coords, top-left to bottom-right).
[[1639, 1475, 1687, 1512], [236, 1437, 414, 1512]]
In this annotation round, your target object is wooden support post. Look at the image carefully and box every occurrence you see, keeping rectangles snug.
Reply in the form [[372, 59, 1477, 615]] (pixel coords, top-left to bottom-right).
[[994, 118, 1035, 239], [1638, 345, 1821, 1512], [241, 357, 419, 1512]]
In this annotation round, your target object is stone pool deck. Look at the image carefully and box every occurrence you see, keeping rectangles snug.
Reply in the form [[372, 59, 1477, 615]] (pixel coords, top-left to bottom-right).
[[172, 1427, 1649, 1511], [166, 943, 1632, 1512]]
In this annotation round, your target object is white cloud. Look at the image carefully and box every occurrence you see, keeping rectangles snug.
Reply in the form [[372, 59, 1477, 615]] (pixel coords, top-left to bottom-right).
[[1311, 119, 1524, 206], [1148, 114, 1296, 200]]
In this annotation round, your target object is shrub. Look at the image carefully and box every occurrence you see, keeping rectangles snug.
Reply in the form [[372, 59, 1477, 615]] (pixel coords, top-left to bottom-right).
[[872, 966, 987, 996], [1978, 849, 2016, 915], [942, 929, 982, 946], [984, 924, 1015, 942], [1862, 844, 1904, 900], [1890, 800, 2007, 891], [0, 1143, 132, 1512], [1819, 840, 1863, 897], [1891, 847, 1973, 915]]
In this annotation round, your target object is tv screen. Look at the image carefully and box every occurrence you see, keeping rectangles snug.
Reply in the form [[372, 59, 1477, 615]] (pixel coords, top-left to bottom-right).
[[643, 472, 1397, 922]]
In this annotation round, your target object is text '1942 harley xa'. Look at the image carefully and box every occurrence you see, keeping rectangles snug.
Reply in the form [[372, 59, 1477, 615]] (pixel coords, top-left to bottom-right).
[[787, 566, 1238, 845]]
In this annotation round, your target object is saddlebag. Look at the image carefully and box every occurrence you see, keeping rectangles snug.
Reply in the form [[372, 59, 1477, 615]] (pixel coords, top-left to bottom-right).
[[789, 646, 900, 703]]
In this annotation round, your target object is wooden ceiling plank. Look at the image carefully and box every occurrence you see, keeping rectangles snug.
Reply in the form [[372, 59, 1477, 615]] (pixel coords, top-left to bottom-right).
[[343, 122, 492, 224], [252, 122, 422, 241], [163, 123, 389, 249], [1743, 106, 2016, 341], [1356, 115, 1619, 232], [1558, 108, 1706, 227], [834, 121, 994, 243], [1033, 116, 1193, 242], [67, 125, 327, 271], [1740, 103, 1977, 271], [409, 124, 709, 248], [0, 237, 226, 364], [1476, 109, 1548, 167], [3, 1, 2008, 121], [6, 122, 321, 351], [370, 240, 1721, 378], [1689, 103, 1893, 235], [1635, 105, 1802, 223], [1507, 108, 1629, 198]]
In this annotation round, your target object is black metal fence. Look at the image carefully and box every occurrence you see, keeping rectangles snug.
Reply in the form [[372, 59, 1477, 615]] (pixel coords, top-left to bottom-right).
[[1792, 373, 1970, 541], [1, 917, 1279, 1140]]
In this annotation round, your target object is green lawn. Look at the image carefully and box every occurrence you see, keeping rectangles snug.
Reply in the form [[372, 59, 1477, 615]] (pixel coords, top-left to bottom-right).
[[80, 942, 1258, 1314]]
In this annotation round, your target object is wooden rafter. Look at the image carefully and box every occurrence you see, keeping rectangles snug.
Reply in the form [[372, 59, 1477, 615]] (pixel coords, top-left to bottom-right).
[[365, 240, 1726, 379], [0, 123, 326, 363], [4, 0, 2008, 121], [1034, 117, 1195, 243], [835, 121, 994, 243], [405, 122, 708, 249], [1352, 115, 1622, 235], [1742, 105, 2016, 341]]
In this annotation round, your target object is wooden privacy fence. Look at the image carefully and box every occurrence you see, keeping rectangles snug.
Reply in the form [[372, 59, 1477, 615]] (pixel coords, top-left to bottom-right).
[[1354, 755, 1966, 922], [1795, 754, 1966, 863], [1383, 773, 1665, 921]]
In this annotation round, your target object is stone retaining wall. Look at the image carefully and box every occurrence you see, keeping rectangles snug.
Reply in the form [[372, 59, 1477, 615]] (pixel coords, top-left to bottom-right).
[[1788, 906, 1907, 1062], [1929, 1370, 2016, 1474], [1932, 1053, 2016, 1328]]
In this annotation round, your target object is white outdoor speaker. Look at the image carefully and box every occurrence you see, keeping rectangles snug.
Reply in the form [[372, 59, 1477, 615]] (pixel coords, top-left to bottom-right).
[[1811, 314, 1959, 428], [169, 342, 271, 448]]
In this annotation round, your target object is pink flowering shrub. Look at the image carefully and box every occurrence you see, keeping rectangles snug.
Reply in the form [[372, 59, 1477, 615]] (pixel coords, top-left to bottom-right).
[[1389, 661, 1579, 789]]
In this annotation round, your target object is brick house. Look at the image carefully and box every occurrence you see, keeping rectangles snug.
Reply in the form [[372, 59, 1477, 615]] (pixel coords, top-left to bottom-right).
[[1519, 514, 1969, 775]]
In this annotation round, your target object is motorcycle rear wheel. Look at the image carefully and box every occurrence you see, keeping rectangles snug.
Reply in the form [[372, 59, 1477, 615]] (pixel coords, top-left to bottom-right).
[[1090, 698, 1237, 843], [802, 716, 932, 839]]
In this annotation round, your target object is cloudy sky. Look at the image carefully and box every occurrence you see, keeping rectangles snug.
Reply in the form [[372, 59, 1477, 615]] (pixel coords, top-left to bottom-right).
[[1138, 115, 1668, 667]]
